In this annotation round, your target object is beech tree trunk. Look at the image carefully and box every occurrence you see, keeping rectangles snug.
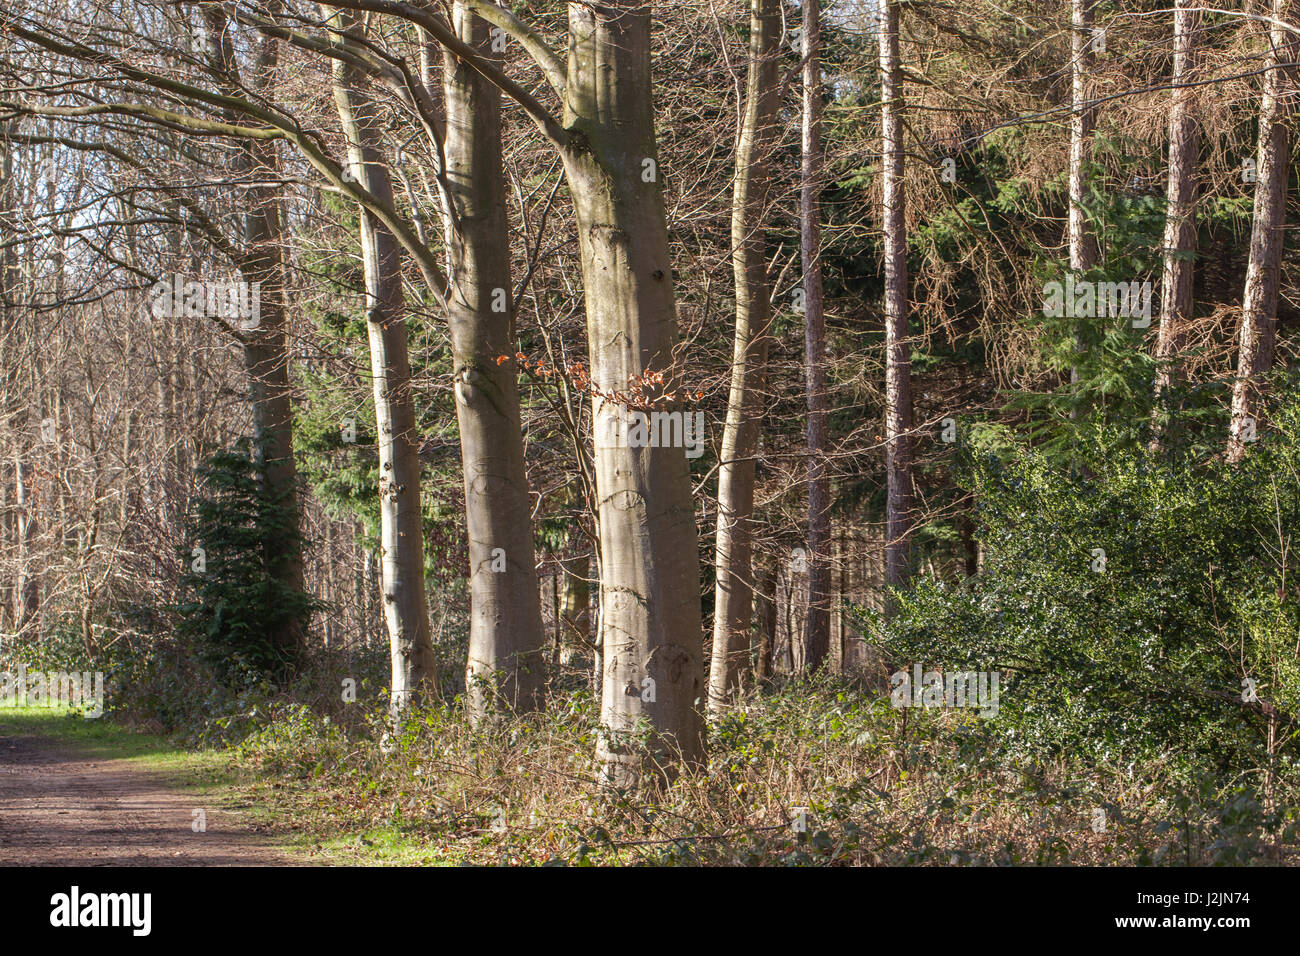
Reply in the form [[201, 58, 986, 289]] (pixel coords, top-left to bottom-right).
[[1153, 0, 1201, 411], [708, 0, 781, 711], [801, 0, 832, 670], [560, 2, 705, 785], [880, 0, 914, 598], [1227, 0, 1296, 462], [326, 5, 438, 712], [442, 3, 547, 715]]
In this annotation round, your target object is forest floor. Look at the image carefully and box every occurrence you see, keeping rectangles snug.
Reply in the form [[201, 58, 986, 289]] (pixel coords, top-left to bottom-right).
[[0, 706, 296, 866]]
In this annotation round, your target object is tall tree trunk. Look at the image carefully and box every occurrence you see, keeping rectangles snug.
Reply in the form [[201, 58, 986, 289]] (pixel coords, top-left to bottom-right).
[[708, 0, 781, 711], [1228, 0, 1296, 462], [1152, 0, 1201, 418], [801, 0, 832, 670], [560, 2, 705, 785], [443, 3, 547, 715], [0, 130, 11, 635], [0, 133, 37, 632], [204, 10, 304, 666], [326, 6, 438, 712], [1069, 0, 1099, 400], [880, 0, 914, 599]]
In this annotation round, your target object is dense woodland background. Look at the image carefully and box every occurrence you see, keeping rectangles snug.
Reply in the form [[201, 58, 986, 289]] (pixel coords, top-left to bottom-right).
[[1, 0, 1299, 864]]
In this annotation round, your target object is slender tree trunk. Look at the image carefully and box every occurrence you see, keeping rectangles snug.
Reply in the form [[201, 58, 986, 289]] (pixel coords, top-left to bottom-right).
[[0, 131, 10, 635], [754, 557, 776, 685], [880, 0, 914, 599], [1152, 0, 1201, 418], [0, 134, 36, 633], [708, 0, 781, 711], [11, 456, 36, 631], [324, 517, 337, 649], [801, 0, 832, 670], [442, 3, 547, 714], [558, 551, 590, 667], [327, 6, 438, 711], [560, 2, 705, 785], [1228, 0, 1296, 462], [1069, 0, 1099, 400]]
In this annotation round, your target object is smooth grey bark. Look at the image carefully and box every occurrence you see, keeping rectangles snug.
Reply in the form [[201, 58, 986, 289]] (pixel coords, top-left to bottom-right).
[[310, 0, 702, 782], [442, 3, 547, 715], [880, 0, 914, 598], [801, 0, 831, 670], [708, 0, 781, 711], [1153, 0, 1201, 412], [560, 2, 705, 785], [1228, 0, 1296, 463], [326, 6, 438, 712]]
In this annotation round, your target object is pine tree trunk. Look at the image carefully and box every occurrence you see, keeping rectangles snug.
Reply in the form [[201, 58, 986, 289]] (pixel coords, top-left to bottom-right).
[[235, 31, 304, 665], [1152, 0, 1201, 414], [1228, 0, 1296, 462], [801, 0, 832, 670]]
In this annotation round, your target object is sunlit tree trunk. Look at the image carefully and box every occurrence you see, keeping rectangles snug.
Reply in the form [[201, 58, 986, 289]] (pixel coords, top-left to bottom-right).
[[801, 0, 831, 669], [442, 3, 547, 715], [1069, 0, 1098, 403], [560, 2, 705, 785], [326, 5, 438, 712], [880, 0, 914, 598], [1228, 0, 1296, 462], [1152, 0, 1201, 417], [708, 0, 781, 710]]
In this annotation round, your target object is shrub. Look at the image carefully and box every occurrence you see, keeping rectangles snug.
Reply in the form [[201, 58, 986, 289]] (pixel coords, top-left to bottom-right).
[[174, 442, 317, 687], [857, 385, 1300, 788]]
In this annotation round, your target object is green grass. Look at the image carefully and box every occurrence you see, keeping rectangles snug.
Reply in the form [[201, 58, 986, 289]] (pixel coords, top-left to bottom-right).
[[309, 825, 461, 866]]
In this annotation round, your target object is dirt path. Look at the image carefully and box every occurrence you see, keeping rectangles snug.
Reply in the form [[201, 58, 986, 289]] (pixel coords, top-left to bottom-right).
[[0, 732, 293, 866]]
